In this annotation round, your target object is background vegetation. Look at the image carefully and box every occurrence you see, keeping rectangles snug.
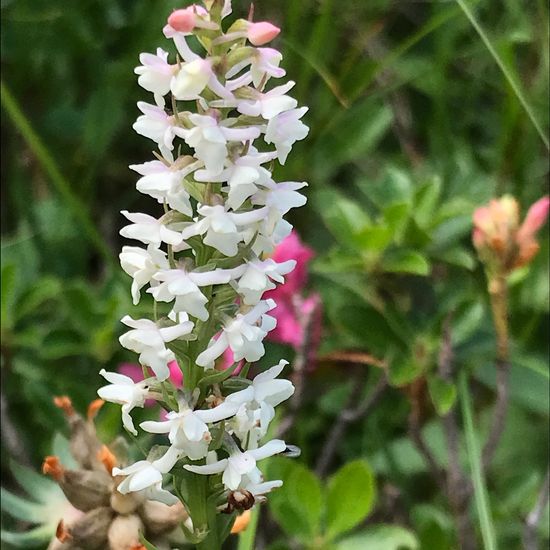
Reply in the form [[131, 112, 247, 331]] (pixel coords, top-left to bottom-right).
[[1, 0, 548, 548]]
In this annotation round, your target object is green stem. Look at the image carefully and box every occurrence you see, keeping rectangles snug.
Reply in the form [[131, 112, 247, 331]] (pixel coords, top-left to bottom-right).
[[488, 274, 509, 363], [0, 81, 115, 268], [237, 506, 260, 550], [187, 474, 215, 549], [459, 371, 498, 550]]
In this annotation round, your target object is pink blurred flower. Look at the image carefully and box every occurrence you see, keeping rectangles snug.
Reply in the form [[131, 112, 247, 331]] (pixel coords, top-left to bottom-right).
[[516, 196, 550, 261], [472, 195, 549, 273], [216, 347, 244, 374], [269, 230, 314, 297], [264, 231, 322, 366]]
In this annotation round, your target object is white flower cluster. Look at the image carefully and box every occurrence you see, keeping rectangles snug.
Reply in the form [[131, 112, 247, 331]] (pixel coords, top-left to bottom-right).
[[98, 1, 308, 511]]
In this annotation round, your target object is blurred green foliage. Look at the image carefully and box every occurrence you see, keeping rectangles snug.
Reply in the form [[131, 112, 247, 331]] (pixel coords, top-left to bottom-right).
[[1, 0, 548, 548]]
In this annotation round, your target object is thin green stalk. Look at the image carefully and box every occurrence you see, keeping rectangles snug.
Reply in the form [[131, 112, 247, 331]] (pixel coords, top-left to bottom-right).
[[455, 0, 549, 150], [237, 506, 260, 550], [459, 371, 498, 550], [187, 473, 216, 550], [0, 80, 115, 267]]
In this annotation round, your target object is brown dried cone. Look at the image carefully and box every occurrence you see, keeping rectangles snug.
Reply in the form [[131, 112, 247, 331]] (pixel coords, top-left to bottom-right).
[[53, 397, 105, 471], [139, 500, 187, 535], [44, 396, 189, 550], [67, 507, 114, 549], [42, 456, 112, 511]]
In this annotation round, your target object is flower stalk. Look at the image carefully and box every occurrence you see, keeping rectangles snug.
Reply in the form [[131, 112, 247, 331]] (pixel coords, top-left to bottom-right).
[[97, 1, 309, 547]]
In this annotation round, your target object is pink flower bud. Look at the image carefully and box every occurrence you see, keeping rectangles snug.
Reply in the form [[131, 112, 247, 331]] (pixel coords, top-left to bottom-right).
[[513, 196, 549, 268], [517, 196, 549, 241], [472, 227, 485, 250], [247, 22, 281, 46], [168, 7, 196, 33], [472, 205, 492, 234], [473, 194, 548, 272]]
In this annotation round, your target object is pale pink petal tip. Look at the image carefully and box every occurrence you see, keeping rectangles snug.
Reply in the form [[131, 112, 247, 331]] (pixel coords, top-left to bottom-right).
[[168, 7, 196, 33], [522, 196, 550, 236], [247, 22, 281, 46]]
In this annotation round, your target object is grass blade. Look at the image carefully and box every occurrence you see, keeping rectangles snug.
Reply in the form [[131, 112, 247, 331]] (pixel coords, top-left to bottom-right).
[[455, 0, 549, 150], [459, 371, 497, 550], [1, 80, 115, 267], [283, 38, 349, 108]]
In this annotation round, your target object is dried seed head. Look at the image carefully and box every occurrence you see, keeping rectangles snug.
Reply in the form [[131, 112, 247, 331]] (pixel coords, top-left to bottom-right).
[[60, 469, 113, 511], [110, 488, 143, 515], [139, 499, 187, 535], [54, 395, 104, 470], [68, 507, 114, 549], [47, 537, 84, 550], [68, 414, 103, 471], [107, 514, 144, 550]]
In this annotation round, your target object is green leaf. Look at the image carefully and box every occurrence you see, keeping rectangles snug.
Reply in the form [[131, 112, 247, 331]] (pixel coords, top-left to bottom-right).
[[383, 202, 410, 243], [314, 101, 393, 180], [0, 489, 46, 522], [316, 189, 371, 247], [431, 215, 473, 249], [40, 329, 86, 360], [51, 432, 78, 468], [1, 524, 54, 547], [198, 361, 240, 390], [326, 460, 376, 540], [389, 359, 424, 387], [1, 262, 17, 329], [335, 525, 418, 550], [268, 461, 323, 539], [10, 461, 59, 504], [432, 247, 476, 270], [452, 302, 485, 345], [82, 84, 124, 159], [334, 304, 407, 356], [411, 504, 453, 550], [16, 276, 62, 320], [139, 533, 160, 550], [427, 375, 457, 416], [381, 250, 430, 276], [359, 167, 413, 209], [370, 421, 448, 476], [354, 226, 394, 254], [414, 177, 441, 228], [286, 464, 323, 537], [474, 360, 549, 416]]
